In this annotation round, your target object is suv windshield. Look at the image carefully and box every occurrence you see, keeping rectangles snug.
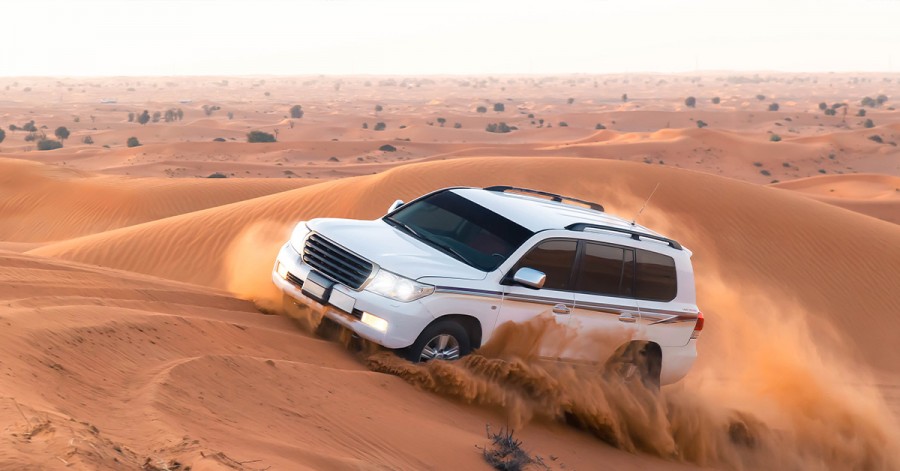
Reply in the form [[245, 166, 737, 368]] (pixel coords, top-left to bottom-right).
[[384, 190, 534, 271]]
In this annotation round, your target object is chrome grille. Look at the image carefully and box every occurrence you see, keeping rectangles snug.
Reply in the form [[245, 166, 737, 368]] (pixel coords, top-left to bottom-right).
[[302, 233, 373, 289]]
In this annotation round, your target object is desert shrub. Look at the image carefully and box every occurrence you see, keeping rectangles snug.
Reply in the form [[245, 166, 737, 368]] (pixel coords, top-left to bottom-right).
[[453, 122, 462, 129], [54, 126, 70, 141], [760, 169, 771, 176], [824, 108, 836, 116], [290, 105, 304, 118], [207, 172, 227, 178], [864, 119, 875, 128], [138, 110, 150, 125], [756, 94, 766, 101], [857, 109, 866, 117], [476, 106, 487, 113], [621, 93, 628, 102], [374, 122, 386, 131], [711, 97, 721, 104], [247, 131, 276, 143], [227, 111, 234, 120], [152, 111, 161, 123], [481, 427, 543, 471], [595, 123, 606, 130], [82, 135, 93, 144], [0, 128, 4, 144], [558, 121, 568, 127], [37, 139, 62, 151], [527, 113, 534, 118], [379, 144, 397, 152], [684, 96, 696, 108], [696, 120, 708, 128], [861, 96, 877, 107], [436, 117, 446, 127], [362, 122, 368, 129], [23, 120, 37, 132], [818, 169, 826, 174], [485, 122, 512, 133], [769, 134, 781, 142], [24, 132, 41, 142], [768, 103, 779, 111], [9, 124, 18, 131], [126, 137, 141, 147], [753, 161, 763, 167], [868, 135, 883, 143], [567, 97, 574, 105], [493, 103, 505, 112], [818, 102, 828, 110], [202, 105, 221, 116], [374, 104, 383, 112], [876, 94, 889, 105], [328, 156, 339, 162], [213, 137, 226, 142]]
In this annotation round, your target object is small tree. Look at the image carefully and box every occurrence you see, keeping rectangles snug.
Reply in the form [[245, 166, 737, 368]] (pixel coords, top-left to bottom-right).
[[379, 144, 397, 152], [711, 97, 721, 104], [768, 103, 779, 111], [857, 109, 866, 117], [289, 105, 304, 118], [493, 103, 505, 112], [818, 102, 828, 111], [152, 111, 161, 123], [247, 130, 276, 143], [37, 139, 63, 151], [567, 97, 574, 105], [824, 108, 836, 116], [684, 96, 696, 108], [374, 104, 383, 112], [23, 120, 37, 132], [137, 110, 151, 125], [864, 119, 875, 128], [476, 105, 487, 113], [374, 122, 386, 131], [755, 94, 766, 101], [621, 93, 628, 102], [861, 96, 877, 108], [876, 94, 889, 106], [436, 117, 446, 127], [0, 128, 5, 145], [54, 126, 70, 143], [82, 135, 93, 144], [126, 137, 141, 147]]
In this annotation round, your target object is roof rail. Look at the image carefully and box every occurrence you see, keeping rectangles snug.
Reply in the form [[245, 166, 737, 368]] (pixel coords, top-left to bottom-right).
[[484, 186, 604, 212], [566, 223, 682, 250]]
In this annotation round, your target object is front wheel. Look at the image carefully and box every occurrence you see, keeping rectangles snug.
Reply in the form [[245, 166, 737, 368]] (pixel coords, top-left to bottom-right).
[[404, 320, 471, 363]]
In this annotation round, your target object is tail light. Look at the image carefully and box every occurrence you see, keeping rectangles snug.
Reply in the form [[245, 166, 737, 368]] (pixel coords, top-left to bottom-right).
[[691, 311, 704, 340]]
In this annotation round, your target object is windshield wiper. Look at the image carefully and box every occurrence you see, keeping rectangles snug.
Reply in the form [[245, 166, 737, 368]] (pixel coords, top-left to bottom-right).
[[384, 217, 470, 265]]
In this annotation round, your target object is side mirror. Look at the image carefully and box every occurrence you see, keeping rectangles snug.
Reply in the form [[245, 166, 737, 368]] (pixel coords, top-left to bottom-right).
[[513, 267, 546, 289], [388, 199, 404, 213]]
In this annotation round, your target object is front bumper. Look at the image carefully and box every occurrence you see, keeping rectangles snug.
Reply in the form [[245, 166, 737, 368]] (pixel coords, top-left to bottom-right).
[[271, 242, 432, 349]]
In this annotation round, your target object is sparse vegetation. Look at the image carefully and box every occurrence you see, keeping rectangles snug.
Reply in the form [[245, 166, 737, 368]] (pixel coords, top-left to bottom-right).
[[485, 122, 514, 133], [818, 102, 828, 111], [864, 119, 875, 128], [476, 106, 487, 113], [379, 144, 397, 152], [768, 103, 779, 111], [453, 122, 462, 129], [436, 117, 446, 127], [711, 97, 721, 104], [207, 172, 227, 178], [247, 131, 276, 143], [37, 139, 63, 151], [54, 126, 70, 143], [567, 97, 574, 105], [824, 108, 836, 116], [290, 105, 304, 119], [374, 122, 386, 131], [857, 109, 866, 117], [770, 134, 782, 142], [621, 93, 628, 102], [493, 103, 505, 112], [684, 96, 696, 108], [0, 128, 5, 144], [137, 110, 151, 125], [202, 105, 221, 116], [595, 123, 606, 130], [868, 135, 884, 143], [558, 121, 568, 127], [861, 96, 877, 108], [755, 94, 766, 101], [22, 120, 37, 132], [760, 169, 771, 176], [696, 120, 708, 128], [375, 104, 383, 112], [126, 137, 141, 147]]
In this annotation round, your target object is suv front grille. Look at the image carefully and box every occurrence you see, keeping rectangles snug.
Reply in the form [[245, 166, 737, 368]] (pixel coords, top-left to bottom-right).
[[302, 233, 374, 289]]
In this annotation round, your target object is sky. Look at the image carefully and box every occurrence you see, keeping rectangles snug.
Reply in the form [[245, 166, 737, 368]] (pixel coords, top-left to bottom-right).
[[1, 0, 898, 76]]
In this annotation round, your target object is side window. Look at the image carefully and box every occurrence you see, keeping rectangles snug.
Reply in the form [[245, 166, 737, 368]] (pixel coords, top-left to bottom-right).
[[635, 249, 677, 301], [511, 240, 577, 290], [575, 243, 634, 297]]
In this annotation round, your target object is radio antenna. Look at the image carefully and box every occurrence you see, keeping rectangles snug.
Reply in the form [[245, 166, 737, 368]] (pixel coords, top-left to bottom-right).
[[631, 183, 660, 226]]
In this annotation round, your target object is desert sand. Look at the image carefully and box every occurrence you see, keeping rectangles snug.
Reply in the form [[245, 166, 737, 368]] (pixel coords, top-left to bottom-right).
[[1, 74, 899, 470]]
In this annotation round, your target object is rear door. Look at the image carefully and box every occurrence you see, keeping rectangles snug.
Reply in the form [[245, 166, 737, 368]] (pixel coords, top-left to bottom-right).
[[495, 239, 577, 359], [567, 242, 643, 363], [633, 249, 696, 346]]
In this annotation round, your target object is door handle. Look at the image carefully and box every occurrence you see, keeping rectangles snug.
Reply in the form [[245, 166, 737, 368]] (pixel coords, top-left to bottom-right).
[[618, 313, 637, 323], [552, 304, 571, 315]]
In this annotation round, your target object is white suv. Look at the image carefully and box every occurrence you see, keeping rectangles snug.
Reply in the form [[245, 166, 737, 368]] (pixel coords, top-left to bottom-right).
[[272, 186, 703, 386]]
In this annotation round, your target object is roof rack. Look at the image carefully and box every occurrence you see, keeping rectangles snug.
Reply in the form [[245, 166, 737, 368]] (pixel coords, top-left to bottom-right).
[[566, 223, 682, 250], [484, 186, 604, 212]]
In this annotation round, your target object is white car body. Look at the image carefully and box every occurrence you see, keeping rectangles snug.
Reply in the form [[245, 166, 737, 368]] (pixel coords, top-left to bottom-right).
[[272, 186, 702, 385]]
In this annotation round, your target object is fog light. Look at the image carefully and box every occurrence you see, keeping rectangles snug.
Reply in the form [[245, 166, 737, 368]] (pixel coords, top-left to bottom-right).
[[360, 312, 388, 333], [275, 261, 289, 280]]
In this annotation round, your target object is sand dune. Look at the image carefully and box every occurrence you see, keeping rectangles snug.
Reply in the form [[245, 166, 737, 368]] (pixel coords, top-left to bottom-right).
[[0, 158, 312, 243], [775, 174, 900, 223]]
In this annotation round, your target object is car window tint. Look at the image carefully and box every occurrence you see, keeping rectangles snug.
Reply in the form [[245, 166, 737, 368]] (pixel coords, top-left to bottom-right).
[[635, 249, 677, 301], [575, 243, 633, 296], [513, 240, 577, 290]]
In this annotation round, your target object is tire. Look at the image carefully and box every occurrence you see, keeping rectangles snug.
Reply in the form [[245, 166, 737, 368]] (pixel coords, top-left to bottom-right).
[[604, 341, 661, 391], [404, 319, 472, 363]]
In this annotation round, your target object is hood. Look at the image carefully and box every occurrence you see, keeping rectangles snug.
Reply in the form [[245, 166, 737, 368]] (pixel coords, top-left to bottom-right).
[[304, 218, 487, 281]]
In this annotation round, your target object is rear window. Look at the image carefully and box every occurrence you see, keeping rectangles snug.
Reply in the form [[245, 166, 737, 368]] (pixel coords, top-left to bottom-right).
[[634, 249, 677, 301]]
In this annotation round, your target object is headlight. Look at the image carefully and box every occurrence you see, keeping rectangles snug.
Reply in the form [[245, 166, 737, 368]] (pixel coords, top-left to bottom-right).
[[365, 268, 434, 302], [289, 222, 311, 253]]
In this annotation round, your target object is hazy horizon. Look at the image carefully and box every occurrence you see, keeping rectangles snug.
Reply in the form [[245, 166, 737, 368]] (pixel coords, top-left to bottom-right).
[[1, 0, 897, 77]]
